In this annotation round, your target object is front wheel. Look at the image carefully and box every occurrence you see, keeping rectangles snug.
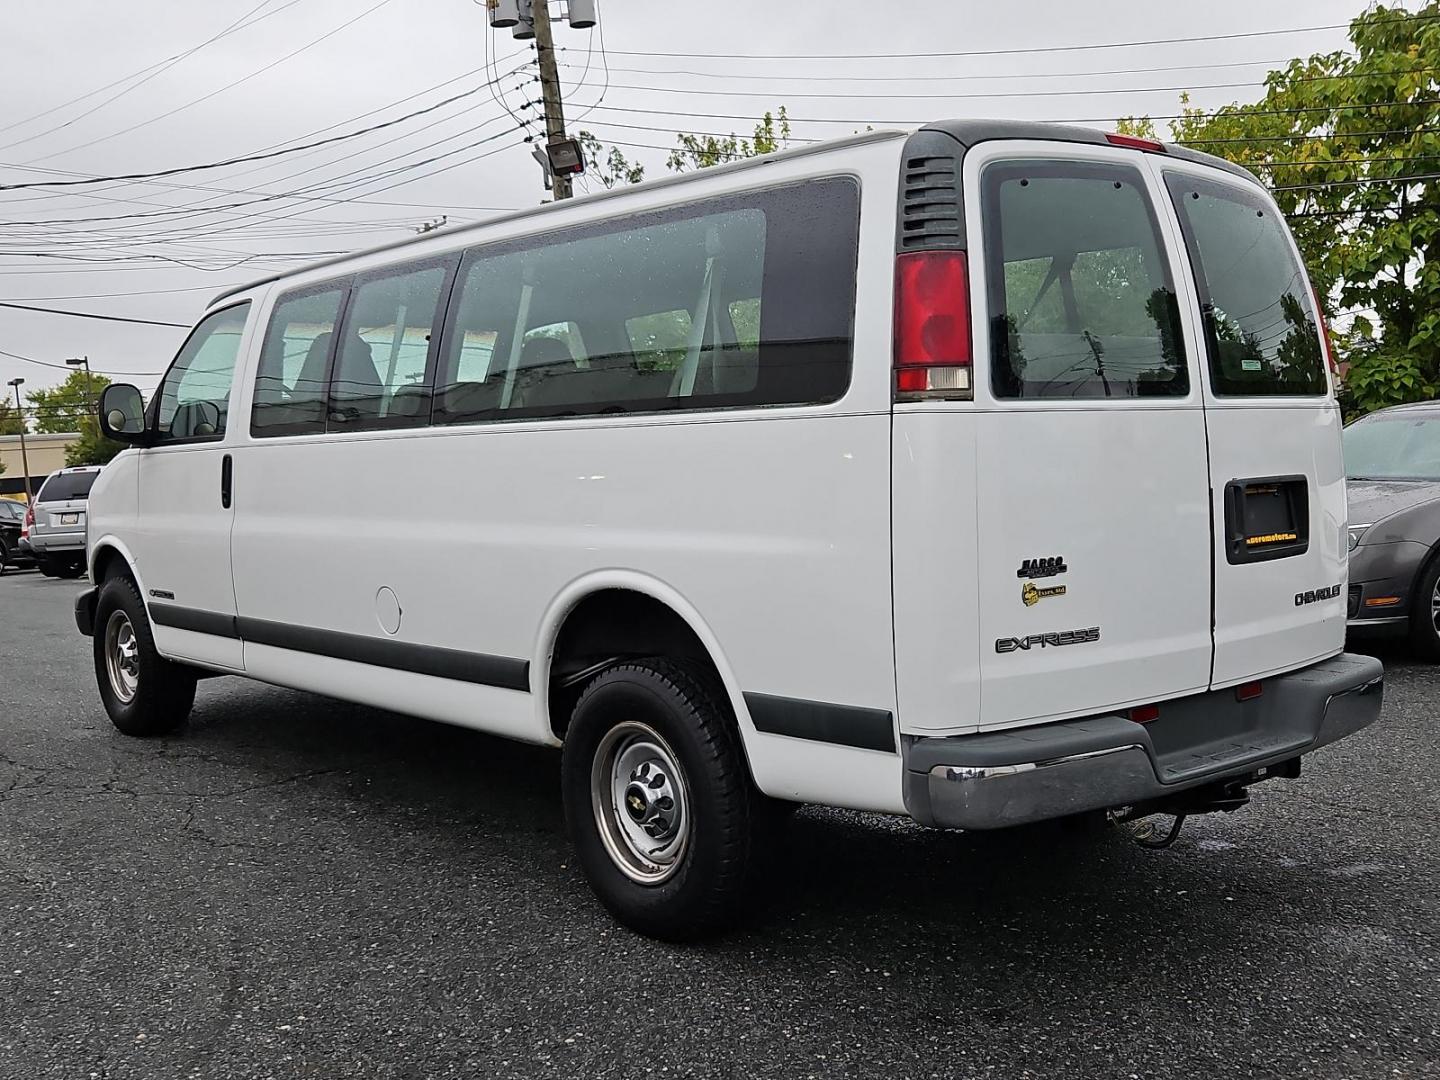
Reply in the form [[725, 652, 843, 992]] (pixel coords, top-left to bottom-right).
[[561, 659, 757, 941], [1408, 555, 1440, 661], [93, 576, 197, 737]]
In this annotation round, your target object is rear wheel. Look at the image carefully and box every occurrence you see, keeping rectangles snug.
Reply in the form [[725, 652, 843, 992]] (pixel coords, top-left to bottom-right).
[[37, 556, 61, 578], [561, 658, 757, 941], [58, 558, 86, 580], [1407, 555, 1440, 661], [93, 576, 196, 737]]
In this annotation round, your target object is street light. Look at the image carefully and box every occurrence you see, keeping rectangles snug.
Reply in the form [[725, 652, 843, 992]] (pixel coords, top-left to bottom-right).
[[64, 356, 94, 422], [6, 377, 33, 505]]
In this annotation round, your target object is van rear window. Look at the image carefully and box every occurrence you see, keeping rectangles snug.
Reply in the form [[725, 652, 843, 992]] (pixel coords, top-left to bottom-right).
[[1164, 173, 1327, 397], [982, 160, 1188, 399], [38, 472, 97, 502]]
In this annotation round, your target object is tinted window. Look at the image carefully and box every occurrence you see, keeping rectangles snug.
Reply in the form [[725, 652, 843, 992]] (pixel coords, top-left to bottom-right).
[[251, 288, 345, 437], [0, 500, 23, 520], [154, 303, 250, 440], [38, 471, 98, 502], [1343, 414, 1440, 481], [435, 178, 858, 424], [1165, 173, 1327, 397], [331, 261, 453, 430], [983, 161, 1187, 399]]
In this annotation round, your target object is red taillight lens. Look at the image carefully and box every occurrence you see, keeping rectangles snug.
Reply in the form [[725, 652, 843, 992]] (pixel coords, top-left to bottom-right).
[[20, 505, 33, 537], [1311, 285, 1339, 377], [1129, 704, 1160, 724], [894, 250, 972, 396], [1105, 132, 1166, 153], [1236, 681, 1263, 702]]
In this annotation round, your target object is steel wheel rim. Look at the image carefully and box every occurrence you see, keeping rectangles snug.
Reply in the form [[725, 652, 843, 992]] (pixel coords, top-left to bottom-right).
[[1431, 577, 1440, 634], [104, 609, 140, 704], [590, 721, 690, 885]]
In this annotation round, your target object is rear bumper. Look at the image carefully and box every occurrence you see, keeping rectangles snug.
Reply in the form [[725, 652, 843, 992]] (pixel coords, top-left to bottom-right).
[[904, 653, 1383, 830], [29, 531, 86, 553]]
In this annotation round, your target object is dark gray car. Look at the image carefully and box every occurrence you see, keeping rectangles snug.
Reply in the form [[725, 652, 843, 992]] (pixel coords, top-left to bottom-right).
[[1344, 401, 1440, 655]]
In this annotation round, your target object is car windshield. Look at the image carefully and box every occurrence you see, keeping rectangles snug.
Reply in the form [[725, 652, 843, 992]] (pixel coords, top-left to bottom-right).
[[1343, 414, 1440, 481], [37, 471, 98, 502]]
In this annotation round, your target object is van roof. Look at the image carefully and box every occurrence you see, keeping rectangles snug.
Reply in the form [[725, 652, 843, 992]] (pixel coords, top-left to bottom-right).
[[208, 118, 1259, 308]]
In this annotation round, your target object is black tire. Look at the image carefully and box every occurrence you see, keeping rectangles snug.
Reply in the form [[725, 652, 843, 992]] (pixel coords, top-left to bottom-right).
[[561, 658, 757, 941], [0, 537, 9, 575], [1408, 554, 1440, 661], [37, 556, 60, 578], [92, 575, 197, 737], [57, 559, 86, 580]]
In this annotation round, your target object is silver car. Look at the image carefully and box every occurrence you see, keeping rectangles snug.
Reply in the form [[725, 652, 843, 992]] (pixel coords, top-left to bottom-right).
[[28, 466, 103, 578]]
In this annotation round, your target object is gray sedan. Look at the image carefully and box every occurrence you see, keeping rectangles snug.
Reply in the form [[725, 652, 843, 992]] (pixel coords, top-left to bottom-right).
[[1345, 401, 1440, 655]]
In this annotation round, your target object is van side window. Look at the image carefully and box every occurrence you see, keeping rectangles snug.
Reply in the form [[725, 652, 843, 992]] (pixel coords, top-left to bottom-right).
[[434, 177, 858, 424], [1164, 173, 1327, 397], [251, 287, 345, 437], [330, 261, 453, 430], [153, 302, 251, 442], [982, 161, 1188, 399]]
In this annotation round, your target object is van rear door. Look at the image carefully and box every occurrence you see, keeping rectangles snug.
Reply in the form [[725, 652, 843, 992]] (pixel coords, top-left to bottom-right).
[[965, 145, 1215, 729], [1156, 162, 1346, 684]]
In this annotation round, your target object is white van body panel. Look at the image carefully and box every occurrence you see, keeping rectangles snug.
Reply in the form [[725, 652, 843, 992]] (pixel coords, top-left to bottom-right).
[[216, 136, 907, 810], [1151, 157, 1347, 685]]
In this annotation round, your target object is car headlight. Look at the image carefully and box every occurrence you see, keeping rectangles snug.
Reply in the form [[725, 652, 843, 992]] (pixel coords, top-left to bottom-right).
[[1348, 524, 1371, 552]]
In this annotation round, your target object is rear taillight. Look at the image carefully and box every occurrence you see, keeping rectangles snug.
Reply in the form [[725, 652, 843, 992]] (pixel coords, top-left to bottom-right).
[[1311, 285, 1339, 378], [20, 504, 32, 538], [894, 250, 972, 398]]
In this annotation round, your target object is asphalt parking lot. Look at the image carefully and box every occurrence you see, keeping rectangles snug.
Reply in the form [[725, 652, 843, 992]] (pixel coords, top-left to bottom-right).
[[0, 570, 1436, 1080]]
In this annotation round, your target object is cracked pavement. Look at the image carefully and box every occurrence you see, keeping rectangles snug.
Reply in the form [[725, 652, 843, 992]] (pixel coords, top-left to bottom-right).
[[0, 570, 1437, 1079]]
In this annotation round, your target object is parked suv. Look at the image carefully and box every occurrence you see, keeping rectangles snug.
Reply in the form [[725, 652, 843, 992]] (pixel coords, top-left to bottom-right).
[[77, 120, 1383, 939], [0, 498, 35, 573], [30, 466, 102, 577]]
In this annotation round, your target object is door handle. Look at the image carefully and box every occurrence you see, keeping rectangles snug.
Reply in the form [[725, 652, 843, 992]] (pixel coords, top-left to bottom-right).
[[221, 454, 233, 509]]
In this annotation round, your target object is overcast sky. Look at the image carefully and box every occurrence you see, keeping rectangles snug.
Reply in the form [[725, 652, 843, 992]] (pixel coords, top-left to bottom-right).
[[0, 0, 1368, 401]]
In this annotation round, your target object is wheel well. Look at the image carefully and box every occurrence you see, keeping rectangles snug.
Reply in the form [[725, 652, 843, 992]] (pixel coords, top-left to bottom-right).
[[546, 588, 718, 739], [92, 545, 134, 585]]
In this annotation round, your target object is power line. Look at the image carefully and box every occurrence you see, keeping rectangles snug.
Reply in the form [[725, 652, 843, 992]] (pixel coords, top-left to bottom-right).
[[0, 72, 523, 194], [567, 67, 1440, 103], [28, 0, 401, 164], [0, 302, 198, 328], [599, 17, 1433, 62], [0, 346, 164, 377], [1272, 171, 1440, 190], [0, 0, 302, 145]]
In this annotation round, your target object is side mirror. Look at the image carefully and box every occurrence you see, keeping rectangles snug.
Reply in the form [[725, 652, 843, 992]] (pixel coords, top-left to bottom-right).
[[98, 384, 149, 445]]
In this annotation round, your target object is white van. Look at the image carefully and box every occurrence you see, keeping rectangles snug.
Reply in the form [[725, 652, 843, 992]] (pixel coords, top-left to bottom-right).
[[80, 120, 1382, 939]]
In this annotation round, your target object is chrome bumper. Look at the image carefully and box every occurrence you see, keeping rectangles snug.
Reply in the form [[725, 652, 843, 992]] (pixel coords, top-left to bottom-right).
[[904, 653, 1384, 831]]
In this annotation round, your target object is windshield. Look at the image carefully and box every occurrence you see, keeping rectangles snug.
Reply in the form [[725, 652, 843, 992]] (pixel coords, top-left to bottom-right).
[[37, 471, 98, 503], [1343, 414, 1440, 481]]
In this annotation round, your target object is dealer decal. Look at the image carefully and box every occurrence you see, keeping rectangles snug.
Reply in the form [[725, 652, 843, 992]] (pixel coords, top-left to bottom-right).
[[1021, 582, 1067, 607], [995, 626, 1100, 653]]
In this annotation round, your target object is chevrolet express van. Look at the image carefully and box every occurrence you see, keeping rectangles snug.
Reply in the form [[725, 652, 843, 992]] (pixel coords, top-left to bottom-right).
[[77, 120, 1383, 939]]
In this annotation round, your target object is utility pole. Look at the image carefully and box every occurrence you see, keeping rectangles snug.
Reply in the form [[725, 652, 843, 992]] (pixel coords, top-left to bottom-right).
[[531, 0, 572, 201], [486, 0, 590, 199], [6, 378, 33, 505]]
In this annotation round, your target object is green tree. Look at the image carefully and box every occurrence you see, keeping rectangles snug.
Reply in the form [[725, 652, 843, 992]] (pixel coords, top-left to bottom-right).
[[26, 369, 123, 465], [578, 106, 792, 191], [1120, 4, 1440, 415], [0, 399, 22, 436]]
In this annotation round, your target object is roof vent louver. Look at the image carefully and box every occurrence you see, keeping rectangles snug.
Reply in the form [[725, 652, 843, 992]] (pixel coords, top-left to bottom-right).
[[900, 154, 962, 250]]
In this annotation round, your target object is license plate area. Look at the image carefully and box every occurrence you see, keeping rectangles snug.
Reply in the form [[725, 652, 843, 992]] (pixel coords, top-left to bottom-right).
[[60, 513, 79, 525], [1224, 475, 1308, 564]]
